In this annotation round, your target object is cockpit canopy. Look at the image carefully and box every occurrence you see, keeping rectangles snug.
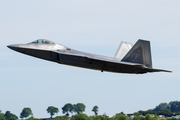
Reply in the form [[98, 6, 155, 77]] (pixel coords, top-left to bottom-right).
[[31, 39, 55, 44]]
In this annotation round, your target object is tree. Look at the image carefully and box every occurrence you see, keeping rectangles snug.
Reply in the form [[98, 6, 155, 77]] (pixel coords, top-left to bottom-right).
[[153, 103, 168, 112], [115, 113, 130, 120], [160, 109, 172, 117], [0, 113, 5, 120], [153, 114, 158, 120], [73, 103, 86, 115], [133, 116, 145, 120], [134, 112, 140, 116], [4, 111, 18, 120], [62, 103, 74, 116], [20, 108, 33, 119], [47, 106, 59, 118], [145, 114, 151, 120], [52, 115, 69, 120], [71, 114, 88, 120], [169, 101, 180, 112], [92, 106, 98, 116], [153, 101, 180, 113], [120, 112, 125, 115]]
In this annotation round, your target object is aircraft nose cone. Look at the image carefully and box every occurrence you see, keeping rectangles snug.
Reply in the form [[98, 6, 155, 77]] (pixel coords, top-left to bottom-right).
[[7, 44, 19, 51]]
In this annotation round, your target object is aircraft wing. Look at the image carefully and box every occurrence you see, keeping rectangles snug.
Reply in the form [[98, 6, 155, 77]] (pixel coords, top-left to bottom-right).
[[88, 56, 172, 73], [55, 49, 172, 74], [134, 65, 172, 73], [55, 51, 143, 73]]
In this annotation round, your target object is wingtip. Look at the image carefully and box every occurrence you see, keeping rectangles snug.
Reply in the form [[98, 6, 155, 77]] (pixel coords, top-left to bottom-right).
[[166, 70, 172, 73], [141, 66, 172, 73]]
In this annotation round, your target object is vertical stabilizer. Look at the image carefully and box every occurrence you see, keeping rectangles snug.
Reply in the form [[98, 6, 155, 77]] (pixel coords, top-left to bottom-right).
[[121, 39, 152, 68], [114, 41, 133, 60]]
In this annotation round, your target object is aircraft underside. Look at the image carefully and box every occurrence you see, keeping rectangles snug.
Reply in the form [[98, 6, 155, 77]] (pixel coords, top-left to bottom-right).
[[54, 53, 147, 74], [15, 47, 146, 74]]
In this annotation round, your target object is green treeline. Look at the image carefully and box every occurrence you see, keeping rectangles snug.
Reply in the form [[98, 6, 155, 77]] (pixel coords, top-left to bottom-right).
[[136, 101, 180, 117], [0, 110, 18, 120], [1, 101, 180, 120]]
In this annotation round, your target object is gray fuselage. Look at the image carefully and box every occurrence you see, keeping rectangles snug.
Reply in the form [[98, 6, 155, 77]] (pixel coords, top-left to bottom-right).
[[8, 43, 145, 74], [8, 39, 171, 74]]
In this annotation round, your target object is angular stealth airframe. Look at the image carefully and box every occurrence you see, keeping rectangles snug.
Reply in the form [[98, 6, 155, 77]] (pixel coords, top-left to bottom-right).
[[7, 39, 171, 74]]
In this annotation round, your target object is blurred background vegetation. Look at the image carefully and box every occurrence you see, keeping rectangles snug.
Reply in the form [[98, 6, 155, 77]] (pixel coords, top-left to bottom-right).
[[1, 101, 180, 120]]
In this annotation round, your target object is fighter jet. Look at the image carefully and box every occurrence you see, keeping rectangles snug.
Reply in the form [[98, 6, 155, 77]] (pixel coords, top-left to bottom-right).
[[7, 39, 171, 74]]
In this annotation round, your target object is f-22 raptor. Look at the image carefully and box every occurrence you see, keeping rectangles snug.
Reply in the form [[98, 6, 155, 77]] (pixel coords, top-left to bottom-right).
[[7, 39, 171, 74]]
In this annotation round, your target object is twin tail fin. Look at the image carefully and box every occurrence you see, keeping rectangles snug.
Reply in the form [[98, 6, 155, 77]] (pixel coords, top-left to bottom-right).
[[121, 39, 152, 68]]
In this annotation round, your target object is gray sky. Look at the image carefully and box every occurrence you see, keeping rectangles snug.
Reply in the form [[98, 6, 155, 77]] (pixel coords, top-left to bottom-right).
[[1, 0, 180, 118]]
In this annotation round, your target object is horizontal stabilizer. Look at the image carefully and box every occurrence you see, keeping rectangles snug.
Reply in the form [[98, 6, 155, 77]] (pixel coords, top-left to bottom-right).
[[146, 68, 172, 73], [134, 65, 172, 73]]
